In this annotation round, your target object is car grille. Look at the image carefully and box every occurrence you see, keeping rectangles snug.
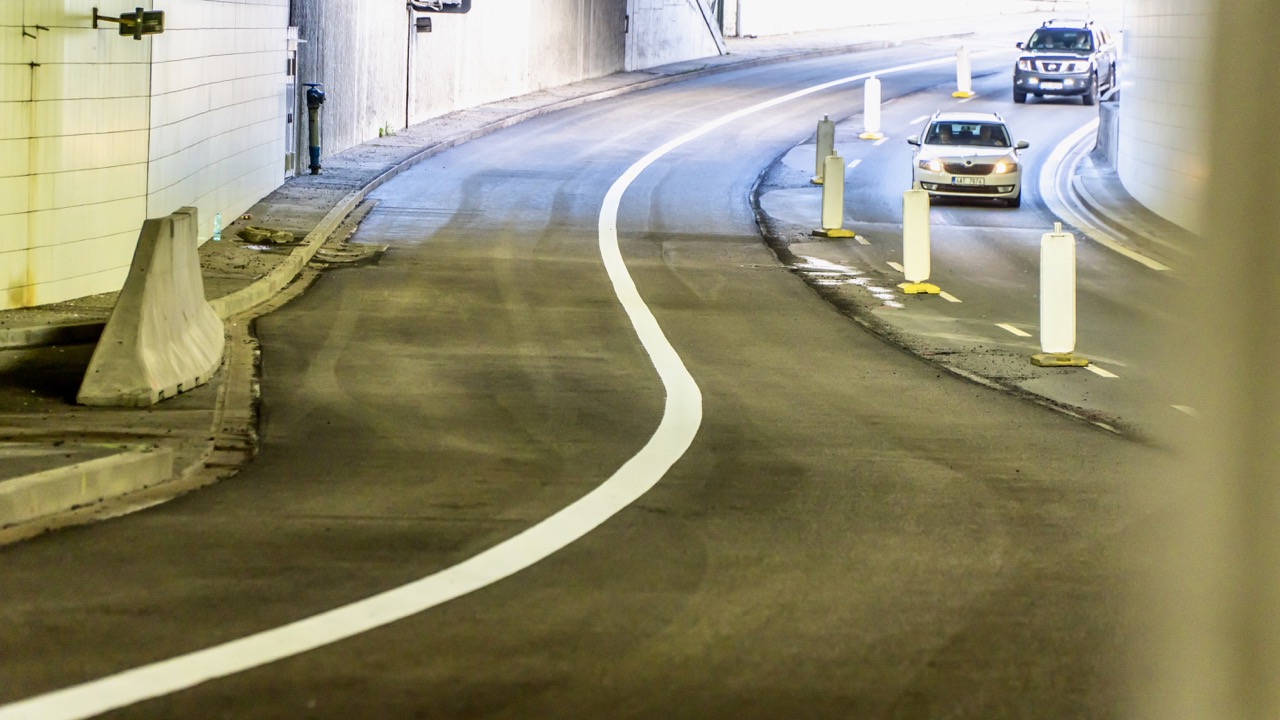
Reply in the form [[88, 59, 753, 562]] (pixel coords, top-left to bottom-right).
[[1033, 60, 1083, 73], [944, 162, 995, 175]]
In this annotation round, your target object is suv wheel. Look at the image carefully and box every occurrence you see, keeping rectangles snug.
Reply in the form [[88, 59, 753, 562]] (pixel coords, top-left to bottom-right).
[[1083, 74, 1098, 106], [1013, 89, 1027, 104]]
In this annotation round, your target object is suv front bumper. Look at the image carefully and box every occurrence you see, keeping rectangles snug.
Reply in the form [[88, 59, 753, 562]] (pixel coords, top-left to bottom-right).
[[1014, 70, 1092, 96]]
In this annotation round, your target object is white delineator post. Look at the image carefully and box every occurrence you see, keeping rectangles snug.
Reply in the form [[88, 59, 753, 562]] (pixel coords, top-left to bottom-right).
[[953, 46, 975, 98], [860, 77, 884, 140], [812, 115, 835, 185], [811, 153, 854, 238], [899, 187, 939, 294], [1032, 222, 1088, 367]]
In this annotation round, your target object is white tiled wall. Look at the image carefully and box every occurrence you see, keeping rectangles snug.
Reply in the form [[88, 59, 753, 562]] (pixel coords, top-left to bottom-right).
[[1, 1, 151, 309], [148, 0, 289, 244], [0, 0, 289, 311], [1118, 0, 1211, 232]]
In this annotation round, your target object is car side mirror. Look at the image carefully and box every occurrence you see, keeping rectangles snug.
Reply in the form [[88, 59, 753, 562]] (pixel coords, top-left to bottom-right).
[[1015, 140, 1030, 150], [907, 137, 920, 146], [1016, 41, 1024, 49]]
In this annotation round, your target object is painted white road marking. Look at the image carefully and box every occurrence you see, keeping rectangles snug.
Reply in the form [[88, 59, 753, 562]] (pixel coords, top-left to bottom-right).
[[874, 136, 889, 146], [887, 261, 905, 273], [845, 158, 862, 173], [909, 114, 929, 125], [939, 291, 962, 303], [855, 235, 870, 246], [0, 53, 967, 720], [1173, 405, 1199, 417], [1086, 364, 1119, 378], [996, 323, 1032, 338], [1040, 119, 1171, 272], [957, 95, 977, 103]]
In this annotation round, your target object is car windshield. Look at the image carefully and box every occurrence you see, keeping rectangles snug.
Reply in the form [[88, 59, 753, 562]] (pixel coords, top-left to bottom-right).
[[924, 122, 1012, 148], [1027, 28, 1093, 52]]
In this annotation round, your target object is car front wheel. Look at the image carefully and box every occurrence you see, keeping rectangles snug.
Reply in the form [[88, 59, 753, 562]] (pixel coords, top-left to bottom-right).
[[1005, 192, 1022, 209], [1083, 74, 1098, 106], [1013, 89, 1027, 104]]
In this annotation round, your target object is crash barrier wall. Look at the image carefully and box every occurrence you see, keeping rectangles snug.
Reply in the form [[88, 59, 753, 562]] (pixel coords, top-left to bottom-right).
[[77, 207, 226, 407], [1094, 100, 1120, 170]]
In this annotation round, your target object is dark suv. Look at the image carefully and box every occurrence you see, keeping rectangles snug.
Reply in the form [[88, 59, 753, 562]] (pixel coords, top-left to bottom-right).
[[1012, 19, 1118, 105]]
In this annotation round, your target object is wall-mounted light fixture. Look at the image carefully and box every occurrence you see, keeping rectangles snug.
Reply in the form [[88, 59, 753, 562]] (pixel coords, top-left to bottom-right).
[[93, 7, 165, 40]]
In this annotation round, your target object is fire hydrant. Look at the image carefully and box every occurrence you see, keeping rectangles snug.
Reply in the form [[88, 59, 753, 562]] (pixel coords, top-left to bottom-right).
[[304, 83, 326, 175]]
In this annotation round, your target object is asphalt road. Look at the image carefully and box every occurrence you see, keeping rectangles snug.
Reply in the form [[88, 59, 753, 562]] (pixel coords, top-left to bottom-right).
[[0, 37, 1168, 720], [757, 58, 1185, 442]]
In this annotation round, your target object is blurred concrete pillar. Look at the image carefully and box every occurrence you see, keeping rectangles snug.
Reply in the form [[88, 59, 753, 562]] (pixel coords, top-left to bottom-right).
[[1140, 2, 1280, 719]]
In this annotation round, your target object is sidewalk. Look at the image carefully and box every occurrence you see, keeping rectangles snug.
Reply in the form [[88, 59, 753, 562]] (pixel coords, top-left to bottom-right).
[[0, 11, 1153, 541]]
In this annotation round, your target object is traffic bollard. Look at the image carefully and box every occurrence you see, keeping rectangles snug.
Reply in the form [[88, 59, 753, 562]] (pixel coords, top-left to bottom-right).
[[860, 77, 884, 140], [812, 153, 855, 238], [1032, 222, 1089, 367], [899, 187, 939, 294], [812, 115, 835, 185], [953, 47, 975, 98]]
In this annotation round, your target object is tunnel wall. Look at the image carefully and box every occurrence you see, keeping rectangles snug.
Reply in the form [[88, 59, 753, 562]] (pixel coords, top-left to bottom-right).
[[294, 0, 631, 167], [0, 2, 154, 309], [1117, 0, 1211, 233], [0, 0, 290, 311], [733, 0, 1074, 37], [625, 0, 723, 72]]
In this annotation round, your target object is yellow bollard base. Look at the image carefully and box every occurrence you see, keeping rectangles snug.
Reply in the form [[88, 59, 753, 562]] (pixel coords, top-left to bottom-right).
[[952, 90, 976, 98], [1030, 352, 1090, 368], [898, 282, 941, 295], [859, 132, 884, 140], [810, 176, 824, 186], [812, 228, 856, 238]]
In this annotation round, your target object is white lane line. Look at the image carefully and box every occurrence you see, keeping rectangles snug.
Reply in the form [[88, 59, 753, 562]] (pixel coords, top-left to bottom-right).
[[0, 53, 966, 720], [854, 235, 871, 246], [1086, 364, 1119, 378], [886, 261, 905, 273], [996, 323, 1032, 338], [957, 95, 978, 104], [1039, 119, 1171, 272], [909, 114, 929, 125], [1172, 405, 1199, 417], [873, 136, 889, 146], [940, 291, 963, 303], [845, 158, 862, 173]]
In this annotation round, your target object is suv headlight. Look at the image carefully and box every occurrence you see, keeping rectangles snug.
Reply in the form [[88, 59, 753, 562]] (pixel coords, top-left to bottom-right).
[[993, 157, 1019, 174], [1017, 59, 1033, 71], [918, 158, 943, 173]]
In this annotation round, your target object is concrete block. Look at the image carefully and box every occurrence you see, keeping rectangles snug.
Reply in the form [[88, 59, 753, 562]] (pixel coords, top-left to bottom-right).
[[77, 207, 226, 407]]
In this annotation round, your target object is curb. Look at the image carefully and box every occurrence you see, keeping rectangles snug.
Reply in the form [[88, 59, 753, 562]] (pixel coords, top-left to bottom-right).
[[0, 445, 174, 533]]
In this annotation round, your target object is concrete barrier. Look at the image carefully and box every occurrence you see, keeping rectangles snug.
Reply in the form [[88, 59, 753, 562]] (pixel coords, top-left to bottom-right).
[[77, 207, 226, 407], [1093, 99, 1120, 170]]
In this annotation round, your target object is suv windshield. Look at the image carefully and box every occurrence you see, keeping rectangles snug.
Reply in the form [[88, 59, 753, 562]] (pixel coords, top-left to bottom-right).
[[1026, 28, 1093, 52], [925, 122, 1012, 148]]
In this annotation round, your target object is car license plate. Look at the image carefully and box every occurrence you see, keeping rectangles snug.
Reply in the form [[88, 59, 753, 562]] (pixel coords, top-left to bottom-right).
[[952, 177, 985, 186], [1041, 81, 1063, 90]]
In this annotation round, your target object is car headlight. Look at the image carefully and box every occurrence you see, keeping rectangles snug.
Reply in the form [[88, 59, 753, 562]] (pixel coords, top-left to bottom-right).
[[993, 158, 1019, 174], [918, 158, 944, 173], [1017, 59, 1033, 71]]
